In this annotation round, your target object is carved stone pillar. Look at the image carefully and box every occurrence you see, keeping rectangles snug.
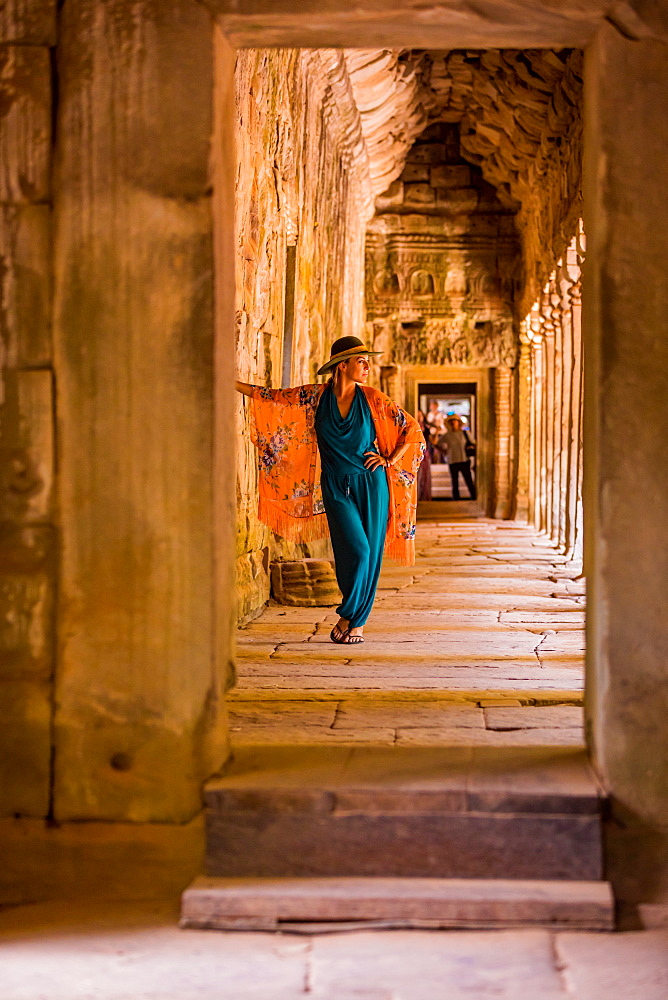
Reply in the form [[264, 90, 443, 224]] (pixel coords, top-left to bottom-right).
[[528, 304, 545, 531], [556, 252, 574, 557], [515, 320, 532, 521], [564, 239, 583, 559], [549, 275, 565, 546], [493, 365, 513, 519], [540, 285, 556, 539]]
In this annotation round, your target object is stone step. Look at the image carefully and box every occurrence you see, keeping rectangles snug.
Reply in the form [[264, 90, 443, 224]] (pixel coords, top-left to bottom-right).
[[181, 876, 614, 931], [204, 747, 604, 882]]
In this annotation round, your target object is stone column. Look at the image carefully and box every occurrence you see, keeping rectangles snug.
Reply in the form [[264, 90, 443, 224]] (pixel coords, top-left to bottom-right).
[[0, 1, 56, 819], [52, 0, 229, 823], [564, 241, 583, 559], [527, 306, 544, 530], [493, 366, 513, 519], [555, 259, 573, 554], [540, 288, 556, 539], [584, 25, 668, 909], [549, 276, 564, 547], [514, 321, 532, 522], [529, 306, 547, 534]]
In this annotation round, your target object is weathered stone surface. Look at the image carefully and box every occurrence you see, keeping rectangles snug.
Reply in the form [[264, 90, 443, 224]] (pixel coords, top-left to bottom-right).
[[333, 702, 484, 731], [0, 901, 309, 999], [0, 1, 56, 44], [207, 809, 602, 880], [52, 0, 228, 822], [484, 706, 584, 731], [207, 1, 665, 49], [234, 46, 364, 618], [182, 875, 614, 931], [205, 744, 602, 880], [584, 25, 668, 851], [0, 45, 51, 203], [0, 679, 50, 816], [0, 570, 53, 680], [0, 812, 205, 904], [0, 205, 51, 366], [307, 928, 565, 1000], [271, 559, 341, 607], [555, 929, 668, 1000]]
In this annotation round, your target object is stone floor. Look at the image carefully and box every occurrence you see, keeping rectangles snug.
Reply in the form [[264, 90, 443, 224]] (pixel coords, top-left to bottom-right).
[[2, 518, 666, 998], [232, 517, 586, 747], [1, 900, 667, 1000]]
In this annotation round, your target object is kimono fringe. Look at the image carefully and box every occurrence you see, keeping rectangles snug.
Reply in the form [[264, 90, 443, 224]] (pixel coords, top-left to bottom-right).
[[258, 496, 329, 543], [384, 537, 416, 567]]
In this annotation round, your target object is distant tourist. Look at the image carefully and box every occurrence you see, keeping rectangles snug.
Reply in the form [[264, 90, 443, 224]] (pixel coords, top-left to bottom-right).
[[438, 414, 477, 500], [417, 410, 432, 501], [425, 399, 446, 462]]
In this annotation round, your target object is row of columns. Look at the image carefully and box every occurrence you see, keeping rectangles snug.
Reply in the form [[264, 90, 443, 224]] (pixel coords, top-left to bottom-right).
[[518, 225, 585, 563]]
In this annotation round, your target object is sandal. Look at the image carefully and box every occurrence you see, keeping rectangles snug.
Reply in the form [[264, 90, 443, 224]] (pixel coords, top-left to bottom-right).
[[342, 630, 365, 644], [330, 622, 348, 644]]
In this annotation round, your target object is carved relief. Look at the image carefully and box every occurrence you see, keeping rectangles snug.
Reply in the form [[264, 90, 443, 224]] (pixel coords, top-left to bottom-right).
[[410, 269, 435, 295], [374, 269, 401, 295]]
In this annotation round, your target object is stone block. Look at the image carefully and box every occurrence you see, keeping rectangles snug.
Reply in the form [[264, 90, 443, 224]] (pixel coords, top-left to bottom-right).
[[236, 550, 271, 622], [375, 179, 403, 208], [402, 162, 429, 182], [3, 369, 55, 523], [0, 678, 50, 816], [555, 929, 668, 1000], [309, 929, 569, 1000], [430, 164, 471, 187], [0, 1, 56, 44], [0, 812, 204, 904], [57, 0, 213, 200], [404, 182, 436, 205], [53, 704, 225, 823], [436, 186, 480, 212], [484, 705, 584, 731], [0, 205, 52, 366], [206, 810, 602, 879], [407, 143, 446, 163], [271, 559, 340, 606], [0, 570, 54, 680], [0, 45, 51, 203], [182, 875, 614, 931]]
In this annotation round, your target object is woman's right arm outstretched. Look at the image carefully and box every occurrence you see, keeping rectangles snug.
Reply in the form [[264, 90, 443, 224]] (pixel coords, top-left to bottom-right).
[[236, 380, 254, 396]]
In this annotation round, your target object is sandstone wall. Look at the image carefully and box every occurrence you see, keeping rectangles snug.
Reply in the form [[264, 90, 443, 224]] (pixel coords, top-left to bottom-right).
[[234, 49, 371, 620], [1, 0, 233, 903], [0, 0, 56, 822]]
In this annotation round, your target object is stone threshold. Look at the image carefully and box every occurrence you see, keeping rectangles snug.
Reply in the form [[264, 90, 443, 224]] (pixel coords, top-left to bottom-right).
[[181, 876, 614, 932]]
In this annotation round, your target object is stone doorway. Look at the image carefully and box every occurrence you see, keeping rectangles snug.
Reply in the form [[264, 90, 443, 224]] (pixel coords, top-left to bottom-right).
[[212, 4, 668, 926]]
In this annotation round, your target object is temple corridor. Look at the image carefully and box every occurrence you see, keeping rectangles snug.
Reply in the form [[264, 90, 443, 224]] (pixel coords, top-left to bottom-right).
[[2, 1, 668, 994], [231, 517, 585, 741]]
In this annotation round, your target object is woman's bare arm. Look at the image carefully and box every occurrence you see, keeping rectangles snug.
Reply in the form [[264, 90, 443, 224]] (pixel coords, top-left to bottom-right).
[[236, 380, 253, 396]]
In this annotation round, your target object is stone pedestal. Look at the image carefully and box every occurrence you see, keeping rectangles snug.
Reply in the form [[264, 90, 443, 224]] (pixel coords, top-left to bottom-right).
[[271, 560, 341, 607]]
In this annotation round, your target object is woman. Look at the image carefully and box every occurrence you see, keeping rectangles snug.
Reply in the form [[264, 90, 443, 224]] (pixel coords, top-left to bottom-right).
[[236, 336, 424, 644]]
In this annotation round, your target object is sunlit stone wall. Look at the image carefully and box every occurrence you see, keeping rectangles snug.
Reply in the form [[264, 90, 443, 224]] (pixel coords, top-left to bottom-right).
[[234, 49, 372, 620]]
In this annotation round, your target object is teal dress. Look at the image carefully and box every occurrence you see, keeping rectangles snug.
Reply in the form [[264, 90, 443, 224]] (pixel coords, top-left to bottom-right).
[[315, 385, 390, 628]]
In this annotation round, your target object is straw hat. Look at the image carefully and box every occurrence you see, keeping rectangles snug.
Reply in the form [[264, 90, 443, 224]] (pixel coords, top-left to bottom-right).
[[446, 413, 464, 426], [316, 336, 382, 376]]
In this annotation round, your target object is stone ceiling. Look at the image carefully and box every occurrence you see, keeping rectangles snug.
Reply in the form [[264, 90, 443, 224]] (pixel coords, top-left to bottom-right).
[[344, 47, 583, 210]]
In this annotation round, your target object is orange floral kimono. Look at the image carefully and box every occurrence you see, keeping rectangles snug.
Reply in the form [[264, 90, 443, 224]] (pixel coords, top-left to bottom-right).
[[247, 383, 425, 566]]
